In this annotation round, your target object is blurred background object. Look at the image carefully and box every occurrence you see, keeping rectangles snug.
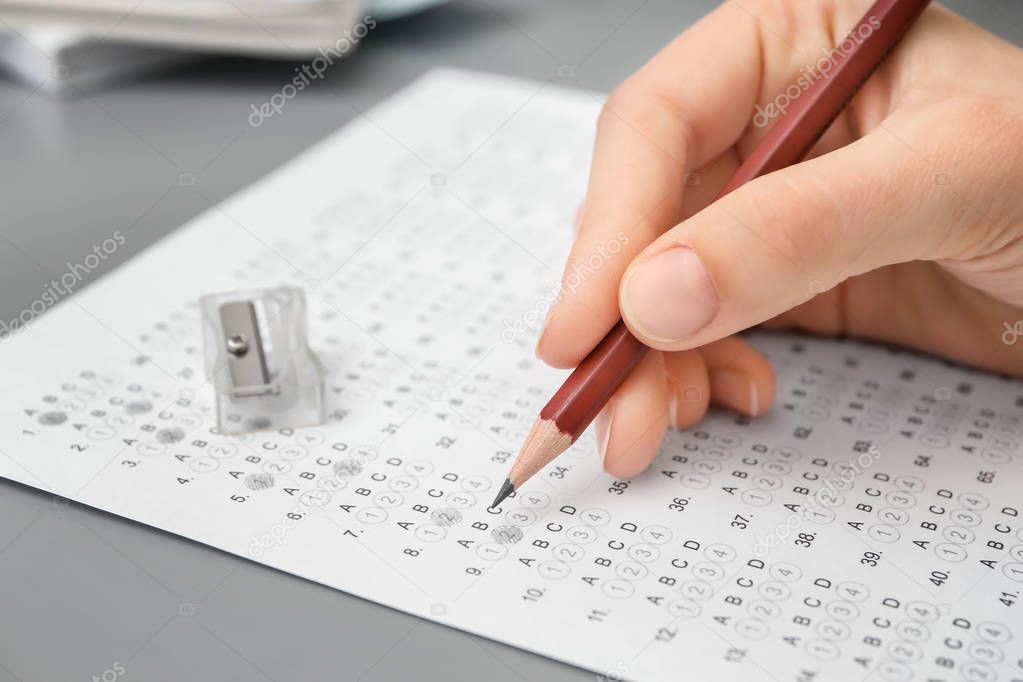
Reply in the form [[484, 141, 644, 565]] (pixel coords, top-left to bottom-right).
[[0, 0, 447, 92]]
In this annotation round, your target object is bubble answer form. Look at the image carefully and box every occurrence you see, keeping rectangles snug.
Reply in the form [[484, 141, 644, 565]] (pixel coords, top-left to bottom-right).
[[1, 69, 1022, 682]]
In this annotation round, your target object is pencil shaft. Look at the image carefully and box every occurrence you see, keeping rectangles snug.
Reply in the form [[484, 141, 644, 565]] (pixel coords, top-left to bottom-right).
[[539, 321, 647, 442], [722, 0, 932, 191]]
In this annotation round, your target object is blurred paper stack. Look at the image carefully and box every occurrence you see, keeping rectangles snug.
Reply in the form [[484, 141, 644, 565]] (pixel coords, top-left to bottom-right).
[[0, 0, 441, 91]]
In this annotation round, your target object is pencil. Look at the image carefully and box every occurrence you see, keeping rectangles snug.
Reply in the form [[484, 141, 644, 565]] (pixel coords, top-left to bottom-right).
[[491, 0, 933, 509]]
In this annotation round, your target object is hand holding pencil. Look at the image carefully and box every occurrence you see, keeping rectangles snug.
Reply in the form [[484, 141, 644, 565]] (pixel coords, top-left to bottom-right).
[[495, 0, 1023, 506]]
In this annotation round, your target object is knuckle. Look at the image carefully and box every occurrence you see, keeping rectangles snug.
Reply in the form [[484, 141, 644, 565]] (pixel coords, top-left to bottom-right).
[[598, 80, 694, 168], [739, 0, 833, 41], [927, 95, 1023, 258], [598, 85, 627, 127], [598, 80, 646, 131], [744, 0, 798, 30]]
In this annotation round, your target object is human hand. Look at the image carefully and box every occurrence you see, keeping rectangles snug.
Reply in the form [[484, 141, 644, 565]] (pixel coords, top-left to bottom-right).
[[536, 1, 1023, 478]]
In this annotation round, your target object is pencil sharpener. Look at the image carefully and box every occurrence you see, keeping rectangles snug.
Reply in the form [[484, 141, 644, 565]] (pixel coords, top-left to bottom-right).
[[200, 286, 325, 434]]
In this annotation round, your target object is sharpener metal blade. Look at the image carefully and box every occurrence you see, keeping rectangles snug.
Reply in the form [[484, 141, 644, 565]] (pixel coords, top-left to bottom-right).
[[218, 301, 273, 397]]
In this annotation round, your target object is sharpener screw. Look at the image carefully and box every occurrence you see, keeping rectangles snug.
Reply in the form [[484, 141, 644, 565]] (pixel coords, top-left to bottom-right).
[[226, 334, 249, 356]]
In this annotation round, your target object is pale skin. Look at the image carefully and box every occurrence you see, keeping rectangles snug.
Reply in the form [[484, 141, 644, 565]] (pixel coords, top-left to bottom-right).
[[536, 1, 1023, 479]]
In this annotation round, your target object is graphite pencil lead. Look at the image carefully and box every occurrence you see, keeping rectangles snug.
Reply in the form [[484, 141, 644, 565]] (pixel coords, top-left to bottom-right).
[[490, 478, 515, 509]]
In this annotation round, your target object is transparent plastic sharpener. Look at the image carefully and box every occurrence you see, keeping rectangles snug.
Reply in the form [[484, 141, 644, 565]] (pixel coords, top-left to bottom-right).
[[200, 286, 325, 434]]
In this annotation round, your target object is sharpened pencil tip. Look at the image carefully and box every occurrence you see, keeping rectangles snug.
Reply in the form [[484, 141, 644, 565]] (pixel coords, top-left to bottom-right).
[[490, 478, 515, 509]]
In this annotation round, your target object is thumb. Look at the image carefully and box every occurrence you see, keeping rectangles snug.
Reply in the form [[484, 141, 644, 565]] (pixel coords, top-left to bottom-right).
[[617, 126, 963, 350]]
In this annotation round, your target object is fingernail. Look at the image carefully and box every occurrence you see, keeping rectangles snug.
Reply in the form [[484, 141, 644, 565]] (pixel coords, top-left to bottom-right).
[[711, 370, 758, 415], [621, 246, 718, 342], [666, 380, 679, 430], [534, 309, 553, 359], [595, 408, 614, 459]]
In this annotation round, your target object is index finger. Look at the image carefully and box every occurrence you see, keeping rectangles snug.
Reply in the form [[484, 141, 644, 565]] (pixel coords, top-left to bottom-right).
[[536, 2, 765, 368]]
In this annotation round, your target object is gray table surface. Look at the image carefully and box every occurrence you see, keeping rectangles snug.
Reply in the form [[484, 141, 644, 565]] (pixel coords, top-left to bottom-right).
[[1, 2, 1021, 681]]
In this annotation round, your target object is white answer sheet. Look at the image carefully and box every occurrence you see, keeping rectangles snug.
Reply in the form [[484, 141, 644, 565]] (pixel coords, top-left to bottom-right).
[[1, 69, 1022, 682]]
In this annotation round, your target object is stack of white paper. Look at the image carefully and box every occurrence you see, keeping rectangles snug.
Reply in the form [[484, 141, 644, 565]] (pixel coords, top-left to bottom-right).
[[0, 0, 363, 56], [0, 0, 445, 91]]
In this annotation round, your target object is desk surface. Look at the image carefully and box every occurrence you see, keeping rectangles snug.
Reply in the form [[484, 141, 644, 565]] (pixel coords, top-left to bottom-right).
[[0, 2, 1020, 680]]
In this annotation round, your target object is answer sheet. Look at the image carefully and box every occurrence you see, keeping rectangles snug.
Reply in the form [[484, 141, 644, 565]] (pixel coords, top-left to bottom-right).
[[1, 69, 1021, 681]]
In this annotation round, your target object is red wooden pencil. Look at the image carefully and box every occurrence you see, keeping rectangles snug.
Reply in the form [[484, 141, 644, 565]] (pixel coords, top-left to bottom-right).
[[492, 0, 933, 508]]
